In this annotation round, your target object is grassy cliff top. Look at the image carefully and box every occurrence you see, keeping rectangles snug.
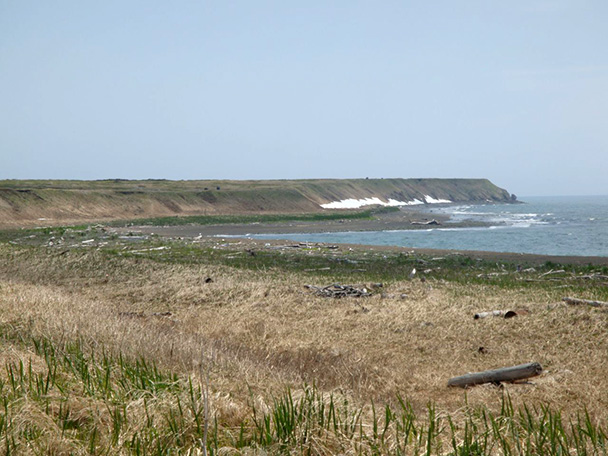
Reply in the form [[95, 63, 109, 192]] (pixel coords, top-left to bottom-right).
[[0, 177, 508, 192]]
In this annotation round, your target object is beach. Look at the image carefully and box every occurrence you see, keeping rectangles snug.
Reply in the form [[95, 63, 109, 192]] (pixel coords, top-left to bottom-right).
[[112, 207, 608, 266]]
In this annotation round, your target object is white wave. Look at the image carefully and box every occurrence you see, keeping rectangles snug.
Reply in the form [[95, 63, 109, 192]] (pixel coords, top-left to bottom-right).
[[449, 210, 491, 216]]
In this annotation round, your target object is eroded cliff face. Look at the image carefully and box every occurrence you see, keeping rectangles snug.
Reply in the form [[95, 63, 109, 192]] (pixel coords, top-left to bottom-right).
[[0, 178, 514, 227]]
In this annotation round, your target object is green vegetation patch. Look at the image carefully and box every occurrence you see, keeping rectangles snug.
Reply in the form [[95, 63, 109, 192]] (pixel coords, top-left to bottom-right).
[[0, 325, 202, 454], [1, 326, 606, 455], [109, 207, 398, 227]]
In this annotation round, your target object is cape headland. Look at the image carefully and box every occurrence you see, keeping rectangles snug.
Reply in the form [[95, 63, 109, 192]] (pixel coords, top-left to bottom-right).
[[0, 178, 515, 228]]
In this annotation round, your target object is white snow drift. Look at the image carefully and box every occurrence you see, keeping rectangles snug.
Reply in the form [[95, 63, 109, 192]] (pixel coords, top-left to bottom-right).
[[423, 195, 452, 204], [320, 195, 451, 209]]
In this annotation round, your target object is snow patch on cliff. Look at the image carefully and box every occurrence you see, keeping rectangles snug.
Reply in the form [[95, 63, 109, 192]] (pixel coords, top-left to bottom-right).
[[424, 195, 452, 204], [321, 197, 425, 209]]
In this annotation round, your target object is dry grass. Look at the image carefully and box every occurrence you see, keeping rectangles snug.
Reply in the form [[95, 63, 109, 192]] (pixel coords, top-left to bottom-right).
[[1, 240, 608, 453], [3, 244, 608, 414]]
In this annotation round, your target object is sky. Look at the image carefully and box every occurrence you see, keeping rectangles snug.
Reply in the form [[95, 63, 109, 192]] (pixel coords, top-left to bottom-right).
[[1, 1, 607, 196]]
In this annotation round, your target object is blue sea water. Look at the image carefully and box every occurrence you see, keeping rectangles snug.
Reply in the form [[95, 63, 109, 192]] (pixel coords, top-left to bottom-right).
[[250, 196, 608, 257]]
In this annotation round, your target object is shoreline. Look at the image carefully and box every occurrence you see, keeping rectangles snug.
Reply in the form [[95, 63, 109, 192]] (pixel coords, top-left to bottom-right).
[[113, 207, 481, 237], [239, 238, 608, 266], [110, 209, 608, 266]]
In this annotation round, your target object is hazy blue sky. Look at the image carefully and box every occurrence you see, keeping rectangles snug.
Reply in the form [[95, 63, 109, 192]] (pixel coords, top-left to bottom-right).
[[1, 1, 606, 196]]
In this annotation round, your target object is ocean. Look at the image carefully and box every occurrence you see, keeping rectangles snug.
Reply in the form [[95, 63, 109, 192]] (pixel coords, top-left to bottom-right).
[[250, 195, 608, 257]]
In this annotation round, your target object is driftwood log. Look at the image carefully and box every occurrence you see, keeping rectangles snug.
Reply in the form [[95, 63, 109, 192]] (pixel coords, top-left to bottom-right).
[[411, 219, 441, 226], [563, 297, 608, 308], [474, 309, 529, 319], [305, 284, 372, 298], [539, 269, 566, 277], [474, 310, 517, 319], [447, 362, 543, 388]]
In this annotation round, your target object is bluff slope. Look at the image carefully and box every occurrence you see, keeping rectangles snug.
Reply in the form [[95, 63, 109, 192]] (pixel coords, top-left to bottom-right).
[[0, 178, 514, 227]]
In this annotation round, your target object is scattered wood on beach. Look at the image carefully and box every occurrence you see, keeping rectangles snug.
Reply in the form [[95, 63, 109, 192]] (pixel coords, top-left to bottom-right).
[[516, 270, 608, 284], [579, 273, 608, 280]]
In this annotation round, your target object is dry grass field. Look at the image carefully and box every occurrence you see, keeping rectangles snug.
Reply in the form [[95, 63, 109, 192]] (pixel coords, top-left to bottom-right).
[[1, 226, 608, 454]]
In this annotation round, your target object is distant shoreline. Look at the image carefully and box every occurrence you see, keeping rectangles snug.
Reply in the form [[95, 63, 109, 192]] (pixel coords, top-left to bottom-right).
[[110, 207, 608, 266], [112, 206, 484, 237]]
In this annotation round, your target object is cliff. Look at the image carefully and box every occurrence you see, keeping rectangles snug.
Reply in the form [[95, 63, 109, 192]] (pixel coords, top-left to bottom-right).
[[0, 178, 514, 227]]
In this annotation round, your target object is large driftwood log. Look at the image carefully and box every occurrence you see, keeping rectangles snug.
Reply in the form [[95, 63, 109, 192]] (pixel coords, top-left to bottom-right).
[[447, 362, 543, 388], [474, 309, 529, 319], [474, 310, 518, 319], [562, 297, 608, 308]]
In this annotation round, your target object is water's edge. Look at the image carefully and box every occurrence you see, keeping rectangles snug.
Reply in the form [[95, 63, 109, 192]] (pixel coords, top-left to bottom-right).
[[248, 196, 608, 257]]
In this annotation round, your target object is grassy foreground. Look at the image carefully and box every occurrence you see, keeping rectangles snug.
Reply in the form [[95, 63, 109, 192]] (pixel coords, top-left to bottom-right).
[[1, 224, 608, 454]]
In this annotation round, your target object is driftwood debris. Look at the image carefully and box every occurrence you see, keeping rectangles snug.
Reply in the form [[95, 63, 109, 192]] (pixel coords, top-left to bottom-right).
[[474, 310, 518, 319], [448, 362, 543, 388], [562, 297, 608, 308], [474, 309, 528, 319], [539, 269, 566, 278], [118, 311, 173, 319], [305, 284, 372, 298], [411, 219, 441, 226], [520, 271, 608, 284], [580, 273, 608, 280]]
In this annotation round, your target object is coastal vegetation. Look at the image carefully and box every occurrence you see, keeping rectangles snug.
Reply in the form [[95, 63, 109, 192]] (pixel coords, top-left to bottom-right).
[[107, 206, 400, 228], [1, 221, 607, 454]]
